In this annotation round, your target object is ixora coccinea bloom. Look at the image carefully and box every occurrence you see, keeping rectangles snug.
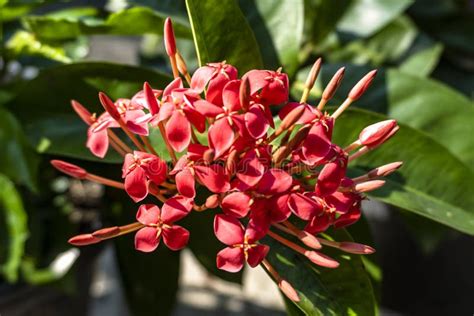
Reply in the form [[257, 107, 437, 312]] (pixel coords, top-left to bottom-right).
[[52, 18, 402, 302]]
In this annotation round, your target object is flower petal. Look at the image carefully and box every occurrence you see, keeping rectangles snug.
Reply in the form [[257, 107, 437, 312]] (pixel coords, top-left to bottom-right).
[[288, 193, 322, 220], [257, 169, 293, 194], [216, 247, 245, 273], [236, 151, 265, 187], [222, 80, 241, 111], [125, 167, 148, 202], [163, 77, 183, 97], [194, 100, 224, 117], [175, 168, 196, 198], [161, 195, 193, 223], [208, 118, 235, 158], [136, 204, 161, 225], [221, 192, 251, 218], [166, 110, 191, 152], [134, 227, 160, 252], [190, 65, 215, 92], [194, 164, 230, 193], [163, 225, 190, 250], [87, 128, 109, 158], [316, 157, 347, 197], [213, 214, 244, 246], [246, 244, 269, 267], [245, 105, 269, 139]]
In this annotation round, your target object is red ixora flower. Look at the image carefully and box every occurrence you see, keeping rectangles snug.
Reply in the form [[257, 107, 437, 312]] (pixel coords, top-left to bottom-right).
[[60, 17, 402, 304], [135, 196, 193, 252], [214, 214, 269, 272]]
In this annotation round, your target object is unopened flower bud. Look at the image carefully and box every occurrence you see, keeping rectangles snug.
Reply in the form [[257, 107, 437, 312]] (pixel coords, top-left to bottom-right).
[[71, 100, 93, 125], [68, 234, 101, 246], [164, 17, 177, 57], [304, 58, 322, 90], [203, 148, 215, 164], [239, 76, 251, 110], [297, 230, 322, 249], [92, 226, 121, 239], [368, 161, 403, 178], [305, 251, 339, 268], [205, 194, 220, 209], [51, 160, 88, 179], [278, 279, 300, 302], [176, 52, 188, 75], [276, 105, 306, 135], [322, 67, 345, 101], [338, 242, 375, 255], [348, 70, 377, 101], [354, 180, 385, 193], [359, 119, 397, 147], [98, 92, 121, 121]]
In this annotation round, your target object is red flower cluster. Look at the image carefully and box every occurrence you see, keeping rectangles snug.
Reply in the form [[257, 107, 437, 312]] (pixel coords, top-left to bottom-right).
[[53, 18, 402, 302]]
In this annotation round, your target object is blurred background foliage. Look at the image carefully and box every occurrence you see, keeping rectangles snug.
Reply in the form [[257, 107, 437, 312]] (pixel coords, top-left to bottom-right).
[[0, 0, 473, 315]]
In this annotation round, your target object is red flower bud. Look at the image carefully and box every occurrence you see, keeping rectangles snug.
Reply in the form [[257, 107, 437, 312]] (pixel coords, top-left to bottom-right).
[[51, 160, 88, 179], [339, 242, 375, 254], [305, 57, 322, 90], [348, 70, 377, 101], [92, 226, 121, 239], [143, 82, 160, 116], [278, 280, 300, 302], [322, 67, 345, 101], [164, 17, 177, 57], [205, 194, 220, 209], [68, 234, 101, 246], [359, 119, 398, 147]]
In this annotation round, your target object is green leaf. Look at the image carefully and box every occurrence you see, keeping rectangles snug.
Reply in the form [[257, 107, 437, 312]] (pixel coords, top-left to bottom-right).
[[239, 0, 304, 75], [333, 108, 474, 235], [294, 65, 474, 170], [0, 107, 39, 190], [337, 0, 414, 37], [331, 15, 417, 66], [0, 174, 29, 282], [303, 0, 354, 44], [265, 228, 376, 315], [185, 0, 263, 73], [6, 31, 72, 63], [6, 62, 172, 163], [22, 6, 192, 41], [399, 42, 444, 77]]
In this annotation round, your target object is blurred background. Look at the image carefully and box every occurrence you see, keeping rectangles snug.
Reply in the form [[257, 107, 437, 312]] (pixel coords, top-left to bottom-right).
[[0, 0, 473, 315]]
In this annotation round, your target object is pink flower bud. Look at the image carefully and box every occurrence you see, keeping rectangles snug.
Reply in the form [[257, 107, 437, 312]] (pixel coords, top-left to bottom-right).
[[297, 230, 322, 249], [278, 279, 300, 302], [354, 180, 386, 193], [51, 160, 88, 179], [98, 92, 121, 121], [339, 242, 375, 254], [348, 70, 377, 101], [92, 226, 121, 239], [306, 251, 339, 268], [368, 161, 403, 178], [305, 57, 322, 89], [164, 17, 177, 57], [68, 234, 101, 246], [322, 67, 345, 101], [239, 76, 251, 110], [71, 100, 93, 125], [205, 194, 220, 209], [359, 120, 398, 148]]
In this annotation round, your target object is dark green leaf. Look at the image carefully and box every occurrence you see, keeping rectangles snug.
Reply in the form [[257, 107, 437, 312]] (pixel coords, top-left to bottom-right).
[[22, 6, 192, 41], [239, 0, 304, 75], [399, 42, 443, 77], [7, 62, 172, 163], [185, 0, 263, 73], [333, 108, 474, 235], [0, 174, 29, 282], [0, 108, 39, 190], [265, 228, 376, 315], [337, 0, 414, 37]]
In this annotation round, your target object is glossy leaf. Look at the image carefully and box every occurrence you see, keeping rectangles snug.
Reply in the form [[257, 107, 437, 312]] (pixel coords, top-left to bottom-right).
[[22, 6, 192, 41], [6, 62, 172, 163], [239, 0, 304, 75], [337, 0, 414, 37], [0, 174, 29, 282], [265, 228, 376, 315], [185, 0, 263, 73], [0, 108, 39, 190], [333, 108, 474, 235], [399, 42, 444, 77]]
